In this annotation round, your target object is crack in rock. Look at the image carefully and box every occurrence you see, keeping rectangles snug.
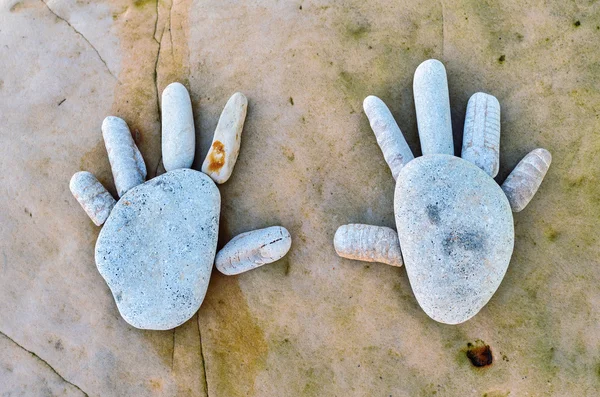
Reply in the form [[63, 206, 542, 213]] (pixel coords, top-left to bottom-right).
[[197, 314, 210, 396], [40, 0, 118, 81], [0, 330, 89, 396]]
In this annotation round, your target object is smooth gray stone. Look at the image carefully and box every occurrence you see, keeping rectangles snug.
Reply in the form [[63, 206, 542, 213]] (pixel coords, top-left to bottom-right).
[[162, 82, 195, 172], [413, 59, 454, 156], [95, 168, 220, 330], [394, 154, 514, 324]]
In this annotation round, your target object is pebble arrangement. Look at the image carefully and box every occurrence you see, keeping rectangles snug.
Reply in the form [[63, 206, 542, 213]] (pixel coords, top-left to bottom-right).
[[71, 83, 292, 330], [334, 59, 551, 324], [69, 62, 552, 328]]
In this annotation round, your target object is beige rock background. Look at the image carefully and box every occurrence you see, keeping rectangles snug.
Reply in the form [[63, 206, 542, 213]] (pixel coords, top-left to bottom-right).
[[1, 0, 599, 395]]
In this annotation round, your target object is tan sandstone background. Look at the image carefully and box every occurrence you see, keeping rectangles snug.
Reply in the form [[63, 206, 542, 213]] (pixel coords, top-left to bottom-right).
[[1, 0, 599, 395]]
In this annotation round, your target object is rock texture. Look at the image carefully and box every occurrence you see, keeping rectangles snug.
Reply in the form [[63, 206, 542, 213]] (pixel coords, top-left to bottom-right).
[[334, 224, 403, 267], [216, 226, 291, 275], [96, 169, 220, 330], [395, 155, 514, 324], [201, 92, 248, 184], [162, 82, 195, 171], [1, 0, 598, 395]]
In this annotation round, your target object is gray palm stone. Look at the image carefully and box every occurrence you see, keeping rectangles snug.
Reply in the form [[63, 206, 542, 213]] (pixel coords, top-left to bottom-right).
[[334, 59, 551, 324], [96, 169, 220, 330], [395, 155, 513, 324], [70, 83, 292, 330]]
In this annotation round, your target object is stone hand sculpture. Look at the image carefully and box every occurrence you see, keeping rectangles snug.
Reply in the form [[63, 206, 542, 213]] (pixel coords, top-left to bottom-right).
[[334, 59, 551, 324], [70, 83, 292, 330]]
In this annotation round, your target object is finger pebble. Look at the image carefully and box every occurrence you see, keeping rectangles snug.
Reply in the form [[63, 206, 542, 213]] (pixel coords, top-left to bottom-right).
[[461, 92, 501, 177], [334, 224, 404, 267], [501, 148, 552, 212], [69, 171, 116, 226], [216, 226, 291, 275], [363, 96, 414, 180], [201, 92, 248, 184], [413, 59, 454, 156], [162, 82, 196, 171], [102, 116, 147, 197]]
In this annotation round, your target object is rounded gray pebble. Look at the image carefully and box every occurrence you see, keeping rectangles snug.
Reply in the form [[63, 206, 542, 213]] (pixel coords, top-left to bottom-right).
[[95, 168, 220, 330], [394, 154, 514, 324]]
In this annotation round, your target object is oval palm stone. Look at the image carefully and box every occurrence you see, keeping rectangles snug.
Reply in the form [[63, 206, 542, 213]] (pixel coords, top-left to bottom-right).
[[394, 154, 514, 324], [96, 168, 220, 330]]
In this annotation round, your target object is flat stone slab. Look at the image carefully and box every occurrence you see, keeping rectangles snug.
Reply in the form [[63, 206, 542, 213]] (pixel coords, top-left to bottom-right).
[[394, 154, 514, 324], [96, 169, 220, 330]]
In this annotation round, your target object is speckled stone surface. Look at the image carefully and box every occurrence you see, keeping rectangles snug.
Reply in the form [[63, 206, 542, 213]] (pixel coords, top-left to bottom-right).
[[95, 168, 220, 330], [395, 154, 514, 324]]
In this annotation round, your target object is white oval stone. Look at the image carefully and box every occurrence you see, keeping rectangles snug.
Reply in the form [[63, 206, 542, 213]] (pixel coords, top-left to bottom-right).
[[216, 226, 291, 275], [394, 154, 514, 324], [95, 168, 220, 330], [201, 92, 248, 184], [162, 82, 195, 171]]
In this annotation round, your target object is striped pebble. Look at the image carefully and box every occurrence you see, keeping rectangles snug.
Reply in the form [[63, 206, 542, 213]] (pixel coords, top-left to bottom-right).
[[334, 224, 403, 267], [501, 148, 552, 212], [461, 92, 501, 177]]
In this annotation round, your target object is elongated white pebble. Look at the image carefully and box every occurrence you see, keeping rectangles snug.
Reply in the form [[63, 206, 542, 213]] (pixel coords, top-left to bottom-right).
[[334, 224, 403, 267], [69, 171, 116, 226], [201, 92, 248, 184], [461, 92, 501, 177], [501, 148, 551, 212], [102, 116, 147, 197], [162, 82, 195, 171], [363, 96, 414, 180], [413, 59, 454, 155], [216, 226, 291, 275]]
